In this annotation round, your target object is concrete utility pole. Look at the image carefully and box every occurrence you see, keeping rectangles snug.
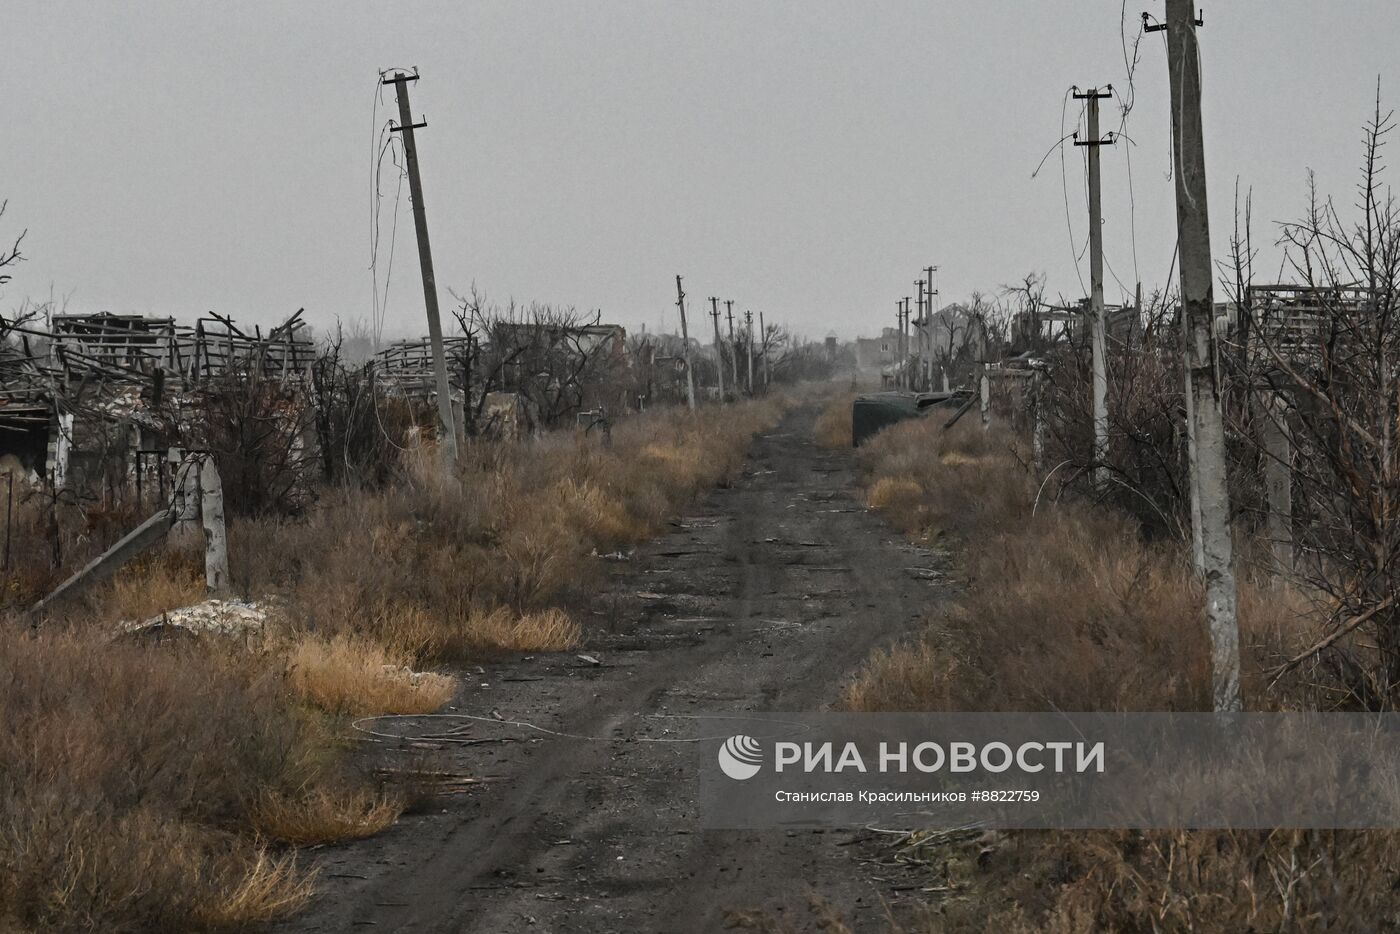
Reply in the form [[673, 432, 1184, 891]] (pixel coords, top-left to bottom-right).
[[1074, 86, 1114, 492], [675, 275, 696, 410], [915, 279, 926, 392], [709, 297, 726, 401], [900, 298, 911, 389], [896, 303, 907, 392], [924, 265, 938, 390], [894, 303, 903, 389], [199, 456, 229, 595], [725, 300, 737, 384], [1153, 0, 1240, 712], [744, 310, 755, 395], [979, 366, 991, 430], [383, 69, 459, 470], [759, 311, 770, 388]]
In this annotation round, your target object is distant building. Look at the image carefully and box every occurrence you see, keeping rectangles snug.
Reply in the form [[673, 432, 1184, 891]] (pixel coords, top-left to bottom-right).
[[854, 327, 900, 374]]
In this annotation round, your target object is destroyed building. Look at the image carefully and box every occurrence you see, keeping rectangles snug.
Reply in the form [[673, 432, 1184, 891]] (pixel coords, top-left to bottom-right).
[[0, 309, 316, 507], [371, 321, 631, 435]]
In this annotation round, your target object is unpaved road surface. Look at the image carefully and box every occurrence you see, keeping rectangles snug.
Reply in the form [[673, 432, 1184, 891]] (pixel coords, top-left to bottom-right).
[[280, 403, 943, 933]]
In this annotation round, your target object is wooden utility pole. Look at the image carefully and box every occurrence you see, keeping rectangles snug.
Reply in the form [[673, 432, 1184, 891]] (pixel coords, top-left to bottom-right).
[[709, 297, 726, 401], [744, 310, 755, 395], [1074, 86, 1114, 492], [383, 69, 459, 470], [675, 275, 696, 410], [1153, 0, 1240, 712]]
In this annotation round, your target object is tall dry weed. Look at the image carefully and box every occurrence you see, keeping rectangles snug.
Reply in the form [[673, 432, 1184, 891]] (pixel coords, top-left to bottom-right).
[[286, 632, 457, 716], [832, 393, 1393, 931], [0, 630, 334, 930], [233, 396, 785, 661], [1, 396, 784, 930], [813, 388, 858, 448]]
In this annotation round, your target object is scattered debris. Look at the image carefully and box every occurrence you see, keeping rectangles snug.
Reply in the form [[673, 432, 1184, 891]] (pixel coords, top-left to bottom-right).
[[380, 664, 439, 687], [117, 598, 271, 640]]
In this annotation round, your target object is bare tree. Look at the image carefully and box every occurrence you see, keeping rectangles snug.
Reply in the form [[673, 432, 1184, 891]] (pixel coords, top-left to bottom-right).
[[1247, 87, 1400, 704], [310, 325, 426, 487], [0, 201, 25, 290], [453, 288, 627, 429], [1002, 272, 1051, 354]]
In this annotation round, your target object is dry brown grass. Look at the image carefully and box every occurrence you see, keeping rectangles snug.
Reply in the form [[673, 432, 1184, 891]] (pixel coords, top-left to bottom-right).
[[813, 389, 858, 448], [0, 397, 785, 930], [251, 785, 403, 847], [104, 548, 207, 622], [923, 828, 1400, 933], [843, 415, 1325, 712], [286, 632, 457, 716], [835, 407, 1400, 931], [194, 846, 316, 929], [0, 630, 330, 931], [465, 606, 581, 653], [233, 396, 785, 663], [844, 503, 1210, 712], [864, 476, 927, 534]]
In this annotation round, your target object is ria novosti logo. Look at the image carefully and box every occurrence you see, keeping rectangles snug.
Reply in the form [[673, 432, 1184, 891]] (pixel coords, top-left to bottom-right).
[[718, 735, 763, 780]]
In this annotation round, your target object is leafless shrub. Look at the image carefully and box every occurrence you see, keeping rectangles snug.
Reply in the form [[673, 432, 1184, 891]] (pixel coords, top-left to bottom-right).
[[835, 405, 1385, 932], [1032, 285, 1203, 539], [310, 327, 427, 487], [0, 630, 340, 930], [1227, 88, 1400, 705], [454, 287, 628, 430], [927, 828, 1400, 933], [176, 372, 318, 517]]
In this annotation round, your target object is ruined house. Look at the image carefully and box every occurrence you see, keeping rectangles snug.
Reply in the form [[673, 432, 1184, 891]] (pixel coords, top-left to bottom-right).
[[368, 321, 632, 437], [854, 327, 901, 375], [0, 309, 316, 506]]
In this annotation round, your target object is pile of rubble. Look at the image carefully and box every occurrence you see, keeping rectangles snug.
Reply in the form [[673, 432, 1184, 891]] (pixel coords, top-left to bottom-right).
[[118, 598, 272, 641]]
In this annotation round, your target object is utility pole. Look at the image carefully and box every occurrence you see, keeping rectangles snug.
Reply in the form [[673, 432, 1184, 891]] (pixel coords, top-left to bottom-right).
[[382, 69, 459, 470], [900, 297, 911, 390], [675, 275, 696, 410], [725, 300, 741, 396], [759, 311, 770, 389], [915, 279, 926, 392], [744, 310, 755, 395], [1151, 0, 1240, 712], [1074, 86, 1114, 492], [893, 302, 903, 389], [709, 297, 726, 401], [924, 265, 938, 390]]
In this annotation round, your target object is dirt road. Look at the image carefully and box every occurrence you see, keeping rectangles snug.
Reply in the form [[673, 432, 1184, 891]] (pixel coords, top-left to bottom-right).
[[279, 403, 943, 933]]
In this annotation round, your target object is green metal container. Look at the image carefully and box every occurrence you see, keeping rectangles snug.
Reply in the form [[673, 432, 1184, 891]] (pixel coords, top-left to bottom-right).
[[851, 391, 966, 447]]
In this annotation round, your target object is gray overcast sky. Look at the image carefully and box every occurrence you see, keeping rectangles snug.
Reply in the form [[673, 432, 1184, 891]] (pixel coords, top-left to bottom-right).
[[1, 1, 1391, 341]]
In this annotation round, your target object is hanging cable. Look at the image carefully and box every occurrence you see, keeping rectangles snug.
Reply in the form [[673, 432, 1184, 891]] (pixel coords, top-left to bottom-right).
[[1060, 88, 1089, 297]]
